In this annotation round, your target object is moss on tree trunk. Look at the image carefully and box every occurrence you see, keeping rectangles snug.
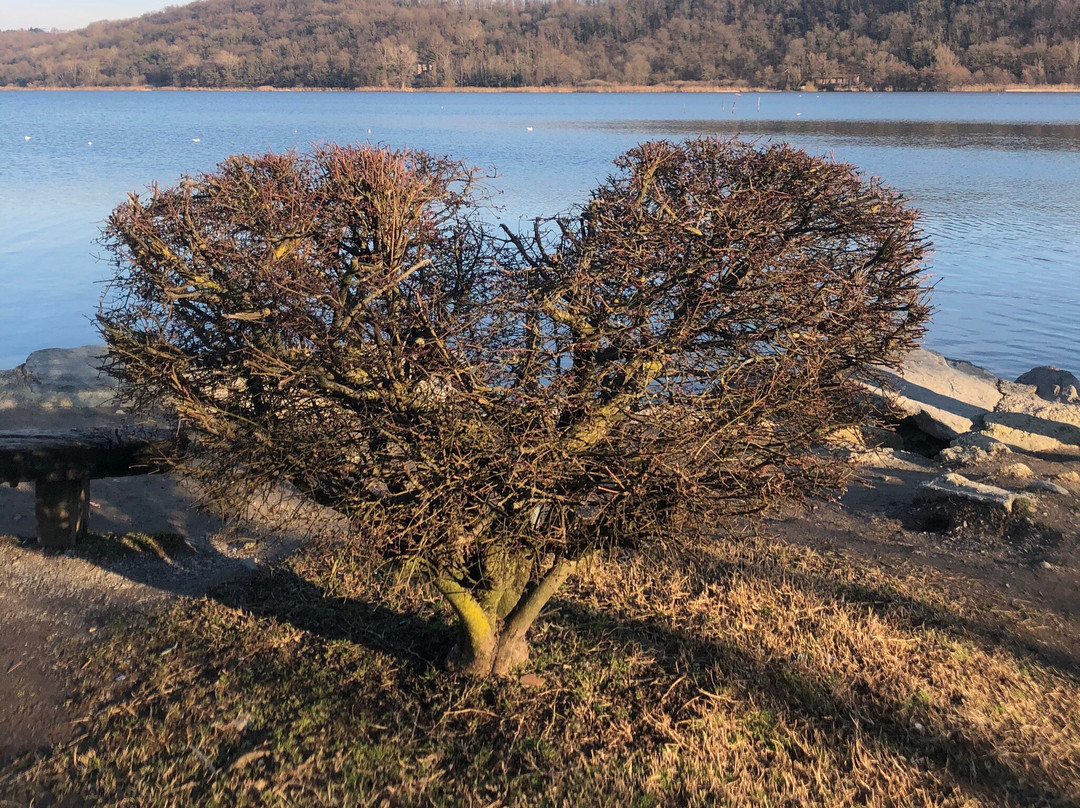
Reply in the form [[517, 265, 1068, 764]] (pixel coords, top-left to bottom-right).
[[437, 555, 577, 676]]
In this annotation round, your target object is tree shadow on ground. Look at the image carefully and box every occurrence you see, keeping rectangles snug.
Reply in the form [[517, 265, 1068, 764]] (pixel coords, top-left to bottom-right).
[[11, 520, 1077, 805], [722, 534, 1080, 682], [185, 540, 1077, 804], [208, 565, 451, 672], [22, 514, 1077, 687], [11, 528, 451, 674], [39, 521, 1080, 713], [552, 597, 1075, 807]]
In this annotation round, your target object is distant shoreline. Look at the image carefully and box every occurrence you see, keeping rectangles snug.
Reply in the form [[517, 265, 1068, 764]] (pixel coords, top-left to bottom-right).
[[3, 83, 1080, 93]]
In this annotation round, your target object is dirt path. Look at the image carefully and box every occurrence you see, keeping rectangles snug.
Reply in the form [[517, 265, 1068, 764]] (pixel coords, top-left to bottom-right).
[[0, 472, 345, 769], [0, 585, 77, 762], [0, 476, 220, 764]]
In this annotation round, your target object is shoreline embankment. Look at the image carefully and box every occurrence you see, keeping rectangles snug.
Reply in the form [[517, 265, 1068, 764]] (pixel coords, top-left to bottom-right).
[[3, 83, 1079, 94]]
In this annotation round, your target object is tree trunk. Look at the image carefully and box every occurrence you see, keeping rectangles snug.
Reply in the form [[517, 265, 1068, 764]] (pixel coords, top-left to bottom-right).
[[436, 556, 577, 677], [435, 576, 499, 675]]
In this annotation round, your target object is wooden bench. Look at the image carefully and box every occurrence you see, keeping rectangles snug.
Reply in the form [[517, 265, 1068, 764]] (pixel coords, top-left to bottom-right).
[[0, 426, 178, 548]]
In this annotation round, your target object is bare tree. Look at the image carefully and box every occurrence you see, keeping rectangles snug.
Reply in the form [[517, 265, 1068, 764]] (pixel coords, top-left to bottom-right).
[[99, 140, 930, 676], [379, 38, 418, 89]]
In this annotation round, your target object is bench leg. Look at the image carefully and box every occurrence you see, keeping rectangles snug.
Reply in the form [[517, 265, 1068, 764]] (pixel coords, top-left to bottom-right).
[[35, 478, 90, 549]]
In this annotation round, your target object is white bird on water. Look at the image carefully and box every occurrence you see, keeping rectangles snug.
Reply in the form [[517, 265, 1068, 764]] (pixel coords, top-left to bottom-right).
[[24, 135, 31, 141], [192, 138, 201, 142], [526, 126, 533, 131]]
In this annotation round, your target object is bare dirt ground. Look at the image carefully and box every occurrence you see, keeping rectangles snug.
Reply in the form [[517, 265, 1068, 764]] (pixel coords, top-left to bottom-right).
[[0, 471, 347, 768], [774, 447, 1080, 672], [3, 437, 1078, 777]]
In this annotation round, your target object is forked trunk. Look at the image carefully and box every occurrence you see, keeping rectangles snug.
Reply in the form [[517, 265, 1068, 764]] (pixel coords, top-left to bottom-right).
[[437, 556, 577, 677]]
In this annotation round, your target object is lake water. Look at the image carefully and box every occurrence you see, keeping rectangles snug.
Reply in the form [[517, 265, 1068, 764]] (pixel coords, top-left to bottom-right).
[[1, 90, 1079, 378]]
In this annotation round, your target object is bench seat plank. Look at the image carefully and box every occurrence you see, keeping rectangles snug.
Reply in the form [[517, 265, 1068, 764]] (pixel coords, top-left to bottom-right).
[[0, 427, 175, 486]]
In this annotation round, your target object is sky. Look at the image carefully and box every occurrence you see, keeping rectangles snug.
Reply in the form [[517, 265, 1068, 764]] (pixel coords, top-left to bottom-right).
[[0, 1, 173, 31]]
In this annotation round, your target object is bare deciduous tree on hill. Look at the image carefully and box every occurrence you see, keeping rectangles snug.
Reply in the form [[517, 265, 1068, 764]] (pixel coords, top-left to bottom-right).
[[99, 139, 930, 676]]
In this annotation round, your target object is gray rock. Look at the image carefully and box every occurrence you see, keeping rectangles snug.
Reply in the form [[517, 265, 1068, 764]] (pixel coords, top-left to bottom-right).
[[864, 348, 1003, 441], [994, 393, 1080, 427], [916, 473, 1026, 512], [983, 372, 1080, 453], [0, 346, 116, 411], [1056, 471, 1080, 486], [997, 462, 1034, 480], [914, 473, 1032, 529], [938, 432, 1011, 467], [1016, 366, 1080, 404], [981, 411, 1080, 453], [938, 445, 985, 466], [864, 426, 906, 451], [1026, 479, 1071, 496], [863, 448, 938, 473], [864, 350, 1080, 452]]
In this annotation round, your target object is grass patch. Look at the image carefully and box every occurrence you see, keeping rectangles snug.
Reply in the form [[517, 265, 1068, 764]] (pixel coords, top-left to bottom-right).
[[2, 533, 1078, 807], [73, 531, 197, 563]]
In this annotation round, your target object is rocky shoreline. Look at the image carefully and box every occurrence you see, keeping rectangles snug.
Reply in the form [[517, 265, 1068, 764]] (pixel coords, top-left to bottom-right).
[[0, 346, 125, 429], [853, 348, 1080, 531]]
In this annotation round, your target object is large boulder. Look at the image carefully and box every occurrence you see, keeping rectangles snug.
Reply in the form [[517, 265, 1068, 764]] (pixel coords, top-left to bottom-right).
[[867, 348, 1003, 441], [995, 389, 1080, 429], [981, 411, 1080, 453], [985, 382, 1080, 452], [0, 346, 128, 430], [1026, 479, 1071, 496], [871, 349, 1080, 454], [1016, 366, 1080, 404], [0, 346, 116, 411]]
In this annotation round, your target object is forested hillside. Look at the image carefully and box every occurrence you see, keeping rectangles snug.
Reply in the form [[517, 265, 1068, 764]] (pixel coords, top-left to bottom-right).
[[2, 0, 1079, 90]]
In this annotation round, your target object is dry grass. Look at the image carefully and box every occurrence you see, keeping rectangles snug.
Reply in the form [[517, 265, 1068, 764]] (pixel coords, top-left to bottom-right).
[[2, 529, 1078, 807], [73, 531, 198, 563]]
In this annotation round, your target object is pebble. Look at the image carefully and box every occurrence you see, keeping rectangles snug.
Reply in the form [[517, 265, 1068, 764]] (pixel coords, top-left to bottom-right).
[[870, 473, 902, 485]]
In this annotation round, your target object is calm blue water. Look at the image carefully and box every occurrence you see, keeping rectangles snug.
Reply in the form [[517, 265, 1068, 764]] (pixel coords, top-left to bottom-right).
[[1, 90, 1079, 378]]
